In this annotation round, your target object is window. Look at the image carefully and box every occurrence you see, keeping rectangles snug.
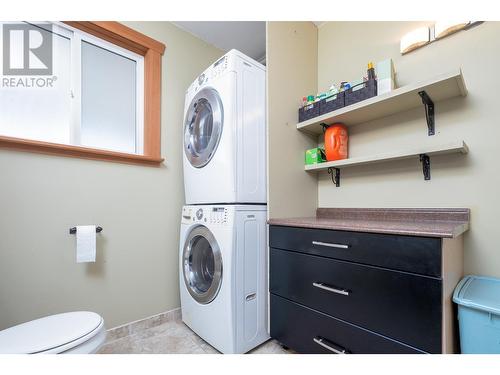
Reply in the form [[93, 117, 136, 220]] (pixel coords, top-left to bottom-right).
[[0, 23, 72, 144], [0, 21, 165, 165], [81, 39, 142, 154]]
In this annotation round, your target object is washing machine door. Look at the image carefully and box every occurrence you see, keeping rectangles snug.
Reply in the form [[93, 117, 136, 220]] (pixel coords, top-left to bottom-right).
[[182, 225, 223, 304], [184, 87, 224, 168]]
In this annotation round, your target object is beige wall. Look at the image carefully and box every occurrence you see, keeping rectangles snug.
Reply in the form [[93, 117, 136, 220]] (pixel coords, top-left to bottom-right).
[[317, 22, 499, 277], [267, 22, 318, 219], [0, 22, 223, 330]]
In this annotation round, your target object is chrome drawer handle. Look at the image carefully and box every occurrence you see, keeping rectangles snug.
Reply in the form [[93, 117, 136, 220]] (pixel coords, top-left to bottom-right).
[[312, 241, 349, 249], [313, 282, 350, 296], [313, 337, 347, 354]]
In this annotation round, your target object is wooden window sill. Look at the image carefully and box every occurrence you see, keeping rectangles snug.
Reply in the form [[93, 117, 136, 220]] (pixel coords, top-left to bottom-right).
[[0, 135, 164, 166]]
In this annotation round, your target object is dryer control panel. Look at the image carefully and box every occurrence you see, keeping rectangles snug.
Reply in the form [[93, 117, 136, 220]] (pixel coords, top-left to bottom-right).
[[188, 55, 229, 93], [211, 56, 228, 78], [181, 206, 229, 226]]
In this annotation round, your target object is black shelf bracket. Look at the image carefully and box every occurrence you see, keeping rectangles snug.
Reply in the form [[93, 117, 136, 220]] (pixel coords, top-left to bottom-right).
[[418, 90, 435, 136], [419, 154, 431, 180], [328, 167, 341, 187]]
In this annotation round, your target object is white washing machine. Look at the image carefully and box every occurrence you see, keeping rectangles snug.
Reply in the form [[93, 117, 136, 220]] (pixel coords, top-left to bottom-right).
[[183, 49, 266, 205], [179, 204, 269, 353]]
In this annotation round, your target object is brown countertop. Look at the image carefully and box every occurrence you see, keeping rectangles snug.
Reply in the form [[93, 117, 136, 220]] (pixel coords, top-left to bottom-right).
[[268, 208, 470, 238]]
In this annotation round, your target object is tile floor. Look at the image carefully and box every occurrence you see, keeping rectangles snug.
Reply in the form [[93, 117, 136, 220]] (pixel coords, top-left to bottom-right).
[[98, 319, 292, 354]]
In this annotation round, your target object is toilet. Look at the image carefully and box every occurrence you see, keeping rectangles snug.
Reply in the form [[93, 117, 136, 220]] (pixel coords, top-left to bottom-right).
[[0, 311, 106, 354]]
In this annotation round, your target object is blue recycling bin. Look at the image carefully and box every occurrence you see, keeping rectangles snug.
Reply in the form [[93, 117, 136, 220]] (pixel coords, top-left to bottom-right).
[[453, 275, 500, 353]]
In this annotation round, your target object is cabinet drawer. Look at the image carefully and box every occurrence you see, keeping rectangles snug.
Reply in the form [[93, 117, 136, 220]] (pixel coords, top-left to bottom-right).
[[270, 248, 442, 353], [269, 225, 442, 277], [270, 294, 424, 354]]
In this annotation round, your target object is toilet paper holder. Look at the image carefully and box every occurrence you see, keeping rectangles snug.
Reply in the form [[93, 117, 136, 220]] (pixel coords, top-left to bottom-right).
[[69, 226, 103, 234]]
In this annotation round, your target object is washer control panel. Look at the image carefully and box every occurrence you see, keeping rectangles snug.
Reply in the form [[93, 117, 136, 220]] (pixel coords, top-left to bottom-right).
[[209, 207, 228, 225], [182, 206, 229, 225]]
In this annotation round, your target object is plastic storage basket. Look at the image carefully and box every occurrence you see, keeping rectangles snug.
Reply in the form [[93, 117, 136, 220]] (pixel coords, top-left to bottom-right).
[[453, 275, 500, 354], [344, 79, 377, 107], [319, 92, 345, 115], [298, 102, 320, 123]]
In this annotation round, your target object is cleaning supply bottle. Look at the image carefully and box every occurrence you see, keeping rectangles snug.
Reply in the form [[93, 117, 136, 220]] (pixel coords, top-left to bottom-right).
[[324, 123, 348, 161], [367, 62, 376, 80]]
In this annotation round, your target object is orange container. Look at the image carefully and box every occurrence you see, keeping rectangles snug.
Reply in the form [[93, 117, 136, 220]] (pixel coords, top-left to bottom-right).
[[324, 124, 348, 161]]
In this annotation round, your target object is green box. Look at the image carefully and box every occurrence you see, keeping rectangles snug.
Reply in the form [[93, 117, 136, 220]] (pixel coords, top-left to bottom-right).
[[305, 148, 326, 165]]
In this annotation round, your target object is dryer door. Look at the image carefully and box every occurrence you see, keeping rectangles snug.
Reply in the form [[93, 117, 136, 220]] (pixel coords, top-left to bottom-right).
[[184, 87, 224, 168], [182, 225, 223, 304]]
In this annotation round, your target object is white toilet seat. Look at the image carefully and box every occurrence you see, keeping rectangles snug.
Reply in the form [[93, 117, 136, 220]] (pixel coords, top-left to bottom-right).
[[41, 318, 106, 354], [0, 311, 106, 354]]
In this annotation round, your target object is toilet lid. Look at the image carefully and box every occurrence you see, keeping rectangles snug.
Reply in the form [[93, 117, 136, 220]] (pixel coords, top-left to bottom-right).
[[0, 311, 103, 354]]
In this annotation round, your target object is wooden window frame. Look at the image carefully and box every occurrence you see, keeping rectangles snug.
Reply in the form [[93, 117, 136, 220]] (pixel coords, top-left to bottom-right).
[[0, 21, 166, 166]]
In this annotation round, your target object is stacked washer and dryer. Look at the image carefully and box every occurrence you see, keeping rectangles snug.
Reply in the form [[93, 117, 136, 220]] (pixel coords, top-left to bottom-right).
[[179, 49, 269, 354]]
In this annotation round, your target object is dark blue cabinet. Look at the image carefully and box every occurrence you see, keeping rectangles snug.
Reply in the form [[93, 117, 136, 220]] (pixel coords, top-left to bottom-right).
[[269, 225, 452, 354]]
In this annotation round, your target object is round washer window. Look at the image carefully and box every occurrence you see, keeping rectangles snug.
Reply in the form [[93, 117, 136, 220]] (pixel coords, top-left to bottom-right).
[[183, 226, 222, 304]]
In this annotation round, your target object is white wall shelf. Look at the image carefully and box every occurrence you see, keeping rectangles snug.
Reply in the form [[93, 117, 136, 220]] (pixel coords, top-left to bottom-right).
[[297, 69, 467, 136], [305, 141, 469, 186]]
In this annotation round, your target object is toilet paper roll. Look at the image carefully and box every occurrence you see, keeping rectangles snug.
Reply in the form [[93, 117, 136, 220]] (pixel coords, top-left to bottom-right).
[[76, 225, 96, 263]]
